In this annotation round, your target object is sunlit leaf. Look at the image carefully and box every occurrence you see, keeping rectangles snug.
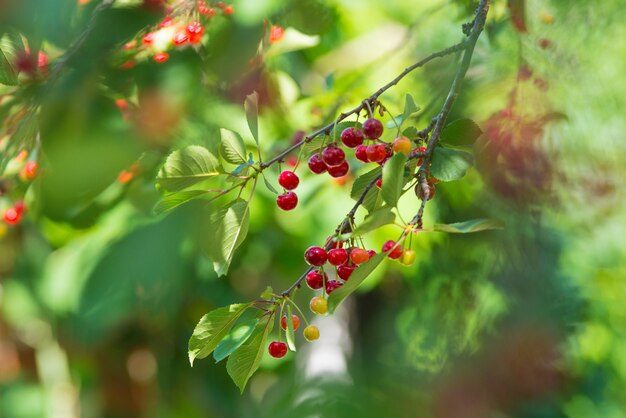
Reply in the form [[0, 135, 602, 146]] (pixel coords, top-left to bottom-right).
[[0, 48, 17, 86], [227, 319, 274, 393], [328, 253, 386, 312], [205, 199, 251, 277], [351, 207, 396, 236], [244, 93, 259, 146], [220, 129, 247, 164], [157, 145, 222, 192], [434, 219, 503, 233], [213, 317, 259, 363], [153, 190, 209, 214], [267, 27, 320, 57]]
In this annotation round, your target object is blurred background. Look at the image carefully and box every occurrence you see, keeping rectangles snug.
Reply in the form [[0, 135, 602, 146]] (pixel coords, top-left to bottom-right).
[[0, 0, 625, 417]]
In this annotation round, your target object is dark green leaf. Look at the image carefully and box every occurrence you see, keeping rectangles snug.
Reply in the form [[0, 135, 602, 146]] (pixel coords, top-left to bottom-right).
[[157, 145, 222, 192], [213, 317, 259, 363], [441, 119, 482, 147], [220, 129, 247, 164], [351, 207, 396, 236], [244, 92, 259, 146], [430, 146, 473, 182], [434, 219, 504, 233], [402, 126, 418, 139], [188, 303, 250, 366], [0, 48, 17, 86], [227, 319, 274, 393], [328, 253, 386, 312], [381, 153, 408, 206], [153, 190, 209, 214]]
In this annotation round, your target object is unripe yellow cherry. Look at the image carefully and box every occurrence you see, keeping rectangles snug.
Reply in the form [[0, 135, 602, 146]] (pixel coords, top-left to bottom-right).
[[401, 249, 416, 266], [392, 136, 412, 155], [303, 325, 320, 341], [309, 296, 328, 315]]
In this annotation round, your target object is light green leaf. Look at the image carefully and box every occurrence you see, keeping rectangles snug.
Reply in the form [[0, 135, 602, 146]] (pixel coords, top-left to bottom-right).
[[188, 303, 250, 366], [220, 129, 247, 164], [402, 126, 418, 139], [328, 253, 386, 313], [441, 119, 482, 147], [206, 199, 251, 277], [227, 318, 274, 393], [350, 167, 382, 200], [381, 153, 408, 206], [302, 136, 325, 156], [434, 219, 503, 233], [403, 93, 420, 120], [267, 27, 320, 57], [362, 188, 384, 213], [157, 145, 222, 192], [213, 317, 259, 363], [0, 48, 17, 86], [285, 303, 296, 352], [153, 190, 209, 214], [351, 207, 396, 236], [262, 173, 278, 194], [430, 146, 474, 182], [244, 92, 259, 146]]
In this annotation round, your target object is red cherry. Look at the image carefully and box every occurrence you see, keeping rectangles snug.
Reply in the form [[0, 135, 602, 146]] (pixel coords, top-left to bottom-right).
[[223, 5, 234, 14], [281, 314, 300, 331], [3, 208, 21, 225], [375, 178, 382, 189], [350, 248, 370, 265], [304, 246, 328, 266], [322, 145, 345, 167], [325, 280, 343, 294], [337, 264, 355, 281], [366, 144, 387, 163], [340, 127, 365, 148], [153, 52, 170, 63], [306, 270, 326, 290], [326, 236, 343, 249], [382, 240, 403, 259], [278, 171, 299, 190], [367, 249, 377, 259], [413, 146, 427, 165], [363, 118, 384, 139], [142, 32, 155, 45], [277, 191, 298, 210], [186, 21, 205, 44], [268, 341, 288, 358], [22, 161, 38, 180], [308, 154, 327, 174], [14, 201, 26, 215], [355, 145, 369, 163], [327, 161, 349, 178], [327, 248, 348, 266], [173, 32, 189, 45]]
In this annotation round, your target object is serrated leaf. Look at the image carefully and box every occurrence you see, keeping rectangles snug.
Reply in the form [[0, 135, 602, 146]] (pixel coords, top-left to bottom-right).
[[154, 190, 209, 214], [244, 92, 259, 146], [434, 219, 504, 233], [206, 199, 251, 277], [403, 94, 420, 120], [351, 207, 396, 236], [220, 129, 247, 164], [328, 253, 386, 313], [381, 153, 408, 206], [188, 303, 250, 366], [285, 303, 296, 352], [350, 167, 382, 200], [441, 119, 482, 147], [157, 145, 222, 192], [0, 48, 17, 86], [266, 27, 320, 57], [262, 173, 278, 194], [227, 318, 274, 393], [213, 317, 259, 363], [430, 146, 473, 182]]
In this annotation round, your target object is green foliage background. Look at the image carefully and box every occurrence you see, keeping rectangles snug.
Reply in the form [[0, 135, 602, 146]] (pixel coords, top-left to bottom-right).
[[0, 0, 625, 417]]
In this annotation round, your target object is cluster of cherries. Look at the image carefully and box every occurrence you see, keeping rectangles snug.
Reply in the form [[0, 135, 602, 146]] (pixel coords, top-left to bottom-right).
[[1, 155, 38, 230], [120, 1, 233, 67], [267, 314, 320, 359]]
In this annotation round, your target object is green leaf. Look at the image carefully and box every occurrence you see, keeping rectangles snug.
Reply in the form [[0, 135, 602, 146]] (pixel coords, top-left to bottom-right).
[[188, 303, 250, 366], [434, 219, 504, 233], [266, 27, 320, 57], [206, 199, 251, 277], [328, 253, 386, 313], [402, 94, 420, 121], [213, 317, 259, 363], [154, 190, 209, 214], [351, 207, 396, 236], [430, 146, 473, 182], [381, 153, 408, 206], [402, 126, 418, 139], [440, 119, 482, 147], [262, 173, 278, 194], [220, 129, 247, 164], [302, 136, 325, 156], [157, 145, 222, 192], [285, 303, 296, 352], [244, 92, 259, 146], [0, 48, 17, 86], [350, 167, 382, 200], [362, 188, 383, 213], [227, 318, 274, 393]]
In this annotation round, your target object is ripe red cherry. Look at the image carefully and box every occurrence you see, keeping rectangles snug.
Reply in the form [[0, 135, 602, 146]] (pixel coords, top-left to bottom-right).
[[173, 32, 189, 45], [340, 127, 365, 148], [153, 52, 169, 63], [304, 246, 328, 266], [186, 21, 205, 44], [278, 171, 299, 190], [308, 154, 327, 174], [306, 270, 326, 290], [350, 248, 370, 265], [281, 314, 300, 331], [363, 118, 384, 139], [325, 280, 343, 294], [367, 249, 376, 259], [22, 161, 38, 180], [366, 144, 387, 163], [327, 248, 348, 266], [382, 240, 403, 259], [268, 341, 288, 358], [322, 145, 345, 167], [277, 191, 298, 210], [142, 32, 155, 45], [326, 236, 343, 249], [337, 264, 355, 281], [413, 146, 427, 165], [3, 208, 21, 225], [355, 145, 369, 163], [375, 178, 382, 189], [327, 161, 349, 178]]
